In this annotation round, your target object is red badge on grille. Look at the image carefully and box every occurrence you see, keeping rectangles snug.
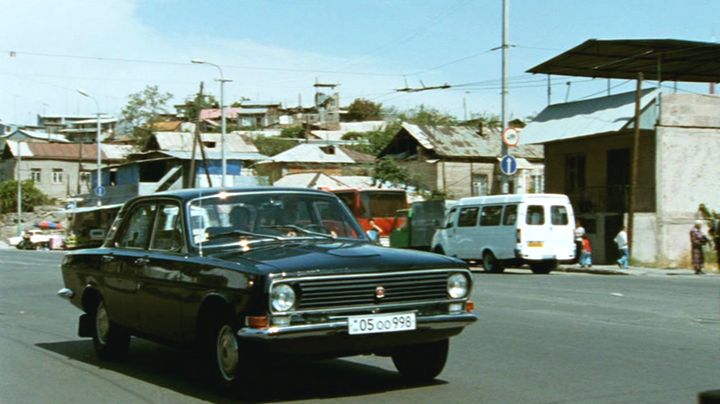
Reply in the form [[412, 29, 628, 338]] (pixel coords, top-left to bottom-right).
[[375, 286, 386, 299]]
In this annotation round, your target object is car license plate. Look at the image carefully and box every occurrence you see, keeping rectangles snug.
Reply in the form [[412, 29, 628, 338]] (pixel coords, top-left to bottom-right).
[[528, 241, 544, 247], [348, 312, 416, 335]]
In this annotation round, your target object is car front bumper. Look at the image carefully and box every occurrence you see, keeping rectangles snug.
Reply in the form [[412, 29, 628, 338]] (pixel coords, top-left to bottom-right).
[[237, 312, 477, 340]]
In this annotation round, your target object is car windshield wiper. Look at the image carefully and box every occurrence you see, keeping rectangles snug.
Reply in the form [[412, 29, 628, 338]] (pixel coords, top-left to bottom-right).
[[260, 224, 336, 239], [206, 229, 282, 241]]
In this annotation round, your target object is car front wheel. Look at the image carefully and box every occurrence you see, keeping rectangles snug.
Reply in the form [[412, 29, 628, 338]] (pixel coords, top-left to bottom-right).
[[91, 299, 130, 361], [391, 339, 449, 382]]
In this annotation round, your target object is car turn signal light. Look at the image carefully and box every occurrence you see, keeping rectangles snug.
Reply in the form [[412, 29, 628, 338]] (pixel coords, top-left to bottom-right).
[[246, 315, 269, 329], [466, 300, 475, 312]]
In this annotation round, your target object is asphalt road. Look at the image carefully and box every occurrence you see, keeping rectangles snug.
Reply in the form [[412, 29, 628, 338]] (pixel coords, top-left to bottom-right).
[[1, 249, 719, 403]]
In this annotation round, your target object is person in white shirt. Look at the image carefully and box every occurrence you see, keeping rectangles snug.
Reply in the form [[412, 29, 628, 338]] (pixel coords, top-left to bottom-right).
[[574, 221, 586, 264], [614, 226, 629, 269]]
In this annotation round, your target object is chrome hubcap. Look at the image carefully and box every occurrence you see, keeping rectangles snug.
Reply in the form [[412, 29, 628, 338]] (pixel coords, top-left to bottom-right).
[[216, 325, 239, 381], [96, 302, 110, 344]]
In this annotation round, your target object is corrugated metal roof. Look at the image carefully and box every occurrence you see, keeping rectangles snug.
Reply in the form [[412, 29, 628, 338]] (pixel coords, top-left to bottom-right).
[[158, 150, 268, 161], [2, 129, 69, 143], [102, 144, 135, 160], [25, 143, 111, 161], [519, 88, 658, 145], [257, 143, 356, 164], [273, 173, 374, 189], [398, 122, 543, 159], [150, 132, 259, 153]]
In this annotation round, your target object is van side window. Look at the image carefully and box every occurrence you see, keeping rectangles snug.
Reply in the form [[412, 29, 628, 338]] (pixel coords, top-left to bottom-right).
[[503, 204, 517, 225], [551, 205, 569, 225], [480, 205, 502, 226], [444, 208, 458, 228], [458, 207, 479, 227], [526, 205, 545, 225]]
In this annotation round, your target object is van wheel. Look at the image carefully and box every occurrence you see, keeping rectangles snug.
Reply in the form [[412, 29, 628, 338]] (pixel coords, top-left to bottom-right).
[[482, 251, 504, 273], [433, 246, 445, 255], [530, 260, 556, 274]]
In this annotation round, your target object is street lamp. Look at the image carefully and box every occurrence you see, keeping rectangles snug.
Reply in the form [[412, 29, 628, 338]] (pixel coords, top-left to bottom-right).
[[77, 89, 103, 206], [191, 59, 232, 188]]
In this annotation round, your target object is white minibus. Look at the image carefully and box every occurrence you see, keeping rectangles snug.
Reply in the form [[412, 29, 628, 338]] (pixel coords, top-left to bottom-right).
[[431, 194, 575, 274]]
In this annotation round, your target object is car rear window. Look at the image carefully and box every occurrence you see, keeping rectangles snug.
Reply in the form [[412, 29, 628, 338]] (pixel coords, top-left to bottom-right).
[[551, 205, 569, 225], [526, 205, 545, 225]]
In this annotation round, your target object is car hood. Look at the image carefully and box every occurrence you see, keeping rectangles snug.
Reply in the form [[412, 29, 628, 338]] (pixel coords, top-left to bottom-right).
[[211, 240, 466, 275]]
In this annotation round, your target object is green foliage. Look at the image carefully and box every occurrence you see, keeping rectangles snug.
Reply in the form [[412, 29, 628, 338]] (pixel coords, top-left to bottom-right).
[[120, 85, 173, 146], [181, 93, 218, 123], [372, 158, 410, 187], [399, 105, 458, 126], [346, 98, 383, 121], [253, 135, 298, 157], [0, 180, 49, 213], [341, 131, 364, 140], [345, 121, 401, 157], [280, 125, 306, 139]]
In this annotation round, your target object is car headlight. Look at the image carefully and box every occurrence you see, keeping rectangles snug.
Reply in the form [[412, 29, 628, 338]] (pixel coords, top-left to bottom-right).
[[447, 273, 469, 299], [270, 284, 296, 312]]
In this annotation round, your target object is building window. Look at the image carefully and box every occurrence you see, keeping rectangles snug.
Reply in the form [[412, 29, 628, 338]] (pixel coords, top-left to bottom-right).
[[30, 169, 41, 183], [52, 169, 64, 184], [565, 154, 586, 193], [472, 174, 489, 196]]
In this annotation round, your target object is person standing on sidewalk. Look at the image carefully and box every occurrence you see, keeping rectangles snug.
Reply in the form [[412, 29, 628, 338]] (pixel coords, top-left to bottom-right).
[[574, 221, 586, 264], [690, 220, 710, 275], [614, 226, 629, 269], [579, 234, 592, 268]]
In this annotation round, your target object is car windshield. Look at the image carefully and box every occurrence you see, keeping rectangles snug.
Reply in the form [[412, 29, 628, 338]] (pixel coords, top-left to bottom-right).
[[188, 191, 365, 249]]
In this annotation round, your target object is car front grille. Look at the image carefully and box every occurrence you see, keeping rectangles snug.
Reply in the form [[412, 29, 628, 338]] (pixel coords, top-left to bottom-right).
[[293, 270, 450, 311]]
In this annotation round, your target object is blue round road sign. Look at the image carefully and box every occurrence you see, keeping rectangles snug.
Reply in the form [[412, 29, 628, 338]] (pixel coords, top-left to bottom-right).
[[95, 186, 106, 197], [500, 155, 518, 175]]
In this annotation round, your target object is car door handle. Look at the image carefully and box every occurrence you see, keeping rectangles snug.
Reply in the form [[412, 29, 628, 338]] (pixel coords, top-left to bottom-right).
[[101, 255, 114, 263], [133, 257, 149, 266]]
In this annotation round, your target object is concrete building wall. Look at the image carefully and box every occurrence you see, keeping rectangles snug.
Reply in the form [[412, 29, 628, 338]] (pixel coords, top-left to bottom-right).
[[654, 93, 720, 266], [0, 159, 97, 200]]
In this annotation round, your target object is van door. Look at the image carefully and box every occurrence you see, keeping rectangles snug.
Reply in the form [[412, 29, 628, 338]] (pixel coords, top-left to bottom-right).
[[521, 203, 547, 259], [455, 206, 480, 259], [478, 205, 504, 259], [548, 204, 575, 260], [498, 204, 518, 259]]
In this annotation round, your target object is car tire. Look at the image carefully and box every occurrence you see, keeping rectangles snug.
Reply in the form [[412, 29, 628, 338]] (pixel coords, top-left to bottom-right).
[[433, 246, 445, 255], [482, 251, 504, 273], [91, 299, 130, 361], [201, 314, 243, 388], [392, 339, 449, 383]]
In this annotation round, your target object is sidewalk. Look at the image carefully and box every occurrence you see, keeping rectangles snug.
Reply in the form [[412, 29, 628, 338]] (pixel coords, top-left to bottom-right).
[[556, 263, 720, 276]]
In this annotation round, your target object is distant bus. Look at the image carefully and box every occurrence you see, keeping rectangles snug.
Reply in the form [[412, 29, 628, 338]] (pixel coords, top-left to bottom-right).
[[329, 189, 408, 237]]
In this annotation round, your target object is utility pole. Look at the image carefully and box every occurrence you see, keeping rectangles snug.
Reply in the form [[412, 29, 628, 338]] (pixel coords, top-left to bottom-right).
[[16, 140, 22, 236], [500, 0, 510, 194]]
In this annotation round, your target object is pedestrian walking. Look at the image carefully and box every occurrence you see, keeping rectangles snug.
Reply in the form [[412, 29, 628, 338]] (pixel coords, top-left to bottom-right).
[[579, 234, 592, 268], [711, 219, 720, 271], [574, 221, 586, 263], [614, 226, 629, 269], [690, 220, 710, 274]]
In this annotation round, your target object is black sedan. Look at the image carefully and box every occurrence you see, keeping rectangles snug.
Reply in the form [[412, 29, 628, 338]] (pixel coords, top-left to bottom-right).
[[58, 187, 477, 387]]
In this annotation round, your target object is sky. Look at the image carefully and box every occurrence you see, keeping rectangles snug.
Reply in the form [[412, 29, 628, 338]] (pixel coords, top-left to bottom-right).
[[1, 0, 720, 126]]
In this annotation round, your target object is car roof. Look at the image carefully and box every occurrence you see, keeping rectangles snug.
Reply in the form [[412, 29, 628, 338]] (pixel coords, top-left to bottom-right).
[[127, 186, 335, 205]]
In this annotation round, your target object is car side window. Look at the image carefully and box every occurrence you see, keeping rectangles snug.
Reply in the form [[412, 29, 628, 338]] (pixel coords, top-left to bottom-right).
[[118, 204, 157, 249], [444, 208, 458, 228], [479, 205, 502, 226], [503, 204, 517, 226], [458, 207, 479, 227], [150, 203, 185, 253], [526, 205, 545, 225]]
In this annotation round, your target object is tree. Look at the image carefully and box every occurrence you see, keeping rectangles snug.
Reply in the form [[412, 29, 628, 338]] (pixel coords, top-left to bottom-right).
[[400, 105, 458, 126], [180, 93, 218, 123], [346, 98, 383, 121], [345, 121, 401, 157], [120, 85, 173, 146], [253, 135, 298, 157], [372, 158, 410, 187], [0, 180, 49, 213]]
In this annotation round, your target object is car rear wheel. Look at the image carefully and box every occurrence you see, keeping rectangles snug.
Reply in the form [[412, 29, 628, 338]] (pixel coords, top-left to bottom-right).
[[91, 299, 130, 361], [482, 251, 504, 273], [392, 339, 449, 382]]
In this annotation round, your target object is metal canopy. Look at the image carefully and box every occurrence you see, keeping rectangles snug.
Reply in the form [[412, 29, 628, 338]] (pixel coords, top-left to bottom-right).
[[527, 39, 720, 83]]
